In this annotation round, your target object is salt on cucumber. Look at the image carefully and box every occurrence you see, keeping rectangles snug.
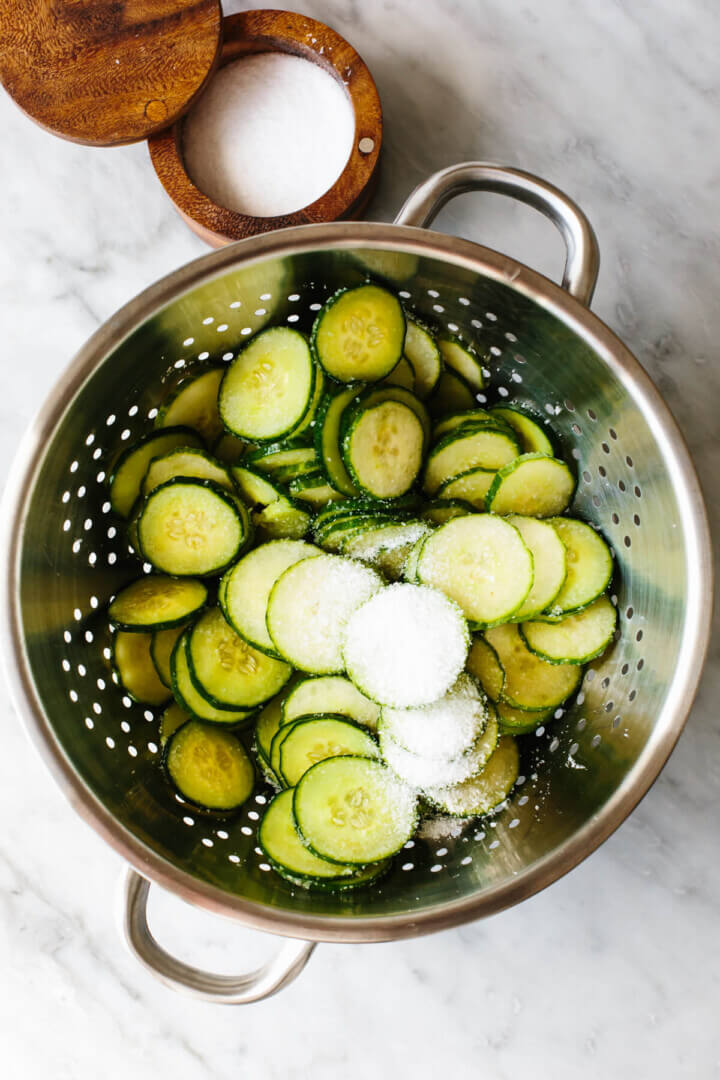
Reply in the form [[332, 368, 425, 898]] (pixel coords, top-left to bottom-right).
[[437, 466, 497, 510], [484, 623, 581, 710], [416, 514, 533, 626], [380, 706, 499, 788], [380, 674, 487, 761], [293, 755, 418, 864], [312, 284, 406, 383], [521, 594, 617, 664], [424, 736, 518, 816], [486, 453, 575, 517]]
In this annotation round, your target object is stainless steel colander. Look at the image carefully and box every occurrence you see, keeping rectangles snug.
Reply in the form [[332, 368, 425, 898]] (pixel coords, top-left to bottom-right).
[[1, 164, 712, 1004]]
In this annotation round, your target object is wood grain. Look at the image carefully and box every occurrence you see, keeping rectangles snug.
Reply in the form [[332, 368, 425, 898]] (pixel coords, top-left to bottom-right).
[[148, 9, 383, 246], [0, 0, 222, 146]]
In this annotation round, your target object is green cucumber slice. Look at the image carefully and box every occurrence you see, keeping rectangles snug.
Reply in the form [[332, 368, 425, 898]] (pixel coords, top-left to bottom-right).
[[109, 427, 203, 518], [259, 789, 387, 888], [419, 498, 475, 525], [484, 623, 581, 710], [286, 364, 326, 441], [286, 472, 344, 508], [159, 702, 189, 746], [137, 479, 250, 577], [231, 465, 311, 540], [315, 386, 362, 496], [382, 355, 415, 391], [437, 466, 496, 510], [281, 675, 381, 730], [505, 515, 568, 620], [496, 701, 553, 735], [424, 735, 518, 816], [343, 583, 469, 708], [171, 633, 255, 725], [151, 624, 187, 688], [156, 368, 225, 445], [312, 284, 405, 383], [255, 684, 296, 764], [401, 532, 430, 583], [423, 426, 519, 494], [490, 406, 554, 455], [267, 554, 383, 674], [220, 539, 320, 657], [164, 721, 254, 812], [142, 447, 233, 496], [427, 369, 476, 418], [416, 515, 533, 626], [486, 453, 575, 517], [213, 432, 247, 464], [380, 674, 486, 760], [403, 317, 442, 399], [219, 327, 316, 442], [113, 630, 171, 706], [433, 408, 492, 441], [278, 716, 379, 786], [293, 756, 418, 864], [437, 337, 484, 390], [521, 594, 617, 664], [380, 706, 499, 788], [247, 443, 318, 476], [270, 721, 298, 779], [109, 575, 207, 631], [187, 608, 291, 709], [342, 520, 432, 580], [342, 399, 425, 499], [548, 518, 613, 614], [466, 635, 505, 701]]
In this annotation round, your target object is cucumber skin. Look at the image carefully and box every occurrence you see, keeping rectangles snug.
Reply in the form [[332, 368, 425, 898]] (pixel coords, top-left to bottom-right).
[[518, 601, 617, 665], [310, 285, 406, 384], [485, 452, 576, 516], [313, 385, 363, 496], [108, 578, 208, 633], [109, 426, 204, 518], [169, 634, 257, 728]]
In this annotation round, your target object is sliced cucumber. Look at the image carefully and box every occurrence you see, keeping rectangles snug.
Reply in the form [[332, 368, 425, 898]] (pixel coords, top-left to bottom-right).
[[419, 498, 474, 525], [312, 284, 405, 383], [171, 632, 256, 725], [382, 355, 416, 391], [341, 399, 425, 499], [220, 539, 320, 657], [279, 716, 379, 786], [109, 427, 203, 518], [417, 515, 533, 626], [213, 432, 247, 464], [424, 736, 518, 816], [188, 608, 291, 709], [403, 317, 442, 399], [151, 624, 187, 688], [142, 447, 233, 496], [286, 364, 326, 441], [437, 466, 496, 510], [401, 531, 430, 583], [548, 518, 613, 614], [486, 453, 575, 517], [380, 706, 499, 788], [246, 442, 318, 476], [259, 789, 387, 888], [490, 406, 554, 456], [521, 594, 617, 664], [315, 386, 362, 496], [316, 514, 390, 553], [113, 630, 171, 706], [270, 721, 297, 779], [427, 370, 477, 418], [342, 521, 431, 580], [484, 623, 581, 710], [267, 554, 383, 674], [156, 368, 225, 445], [505, 515, 567, 620], [496, 701, 552, 735], [343, 583, 469, 708], [159, 702, 189, 746], [466, 636, 505, 701], [230, 465, 311, 540], [255, 679, 302, 764], [219, 327, 316, 442], [164, 721, 254, 812], [281, 675, 381, 730], [286, 472, 344, 509], [294, 756, 418, 864], [437, 337, 484, 390], [109, 575, 207, 631], [433, 408, 492, 442], [423, 426, 519, 494], [138, 479, 250, 577], [380, 674, 486, 760]]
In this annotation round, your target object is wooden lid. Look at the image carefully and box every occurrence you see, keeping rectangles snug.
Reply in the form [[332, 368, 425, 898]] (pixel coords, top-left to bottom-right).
[[0, 0, 222, 147]]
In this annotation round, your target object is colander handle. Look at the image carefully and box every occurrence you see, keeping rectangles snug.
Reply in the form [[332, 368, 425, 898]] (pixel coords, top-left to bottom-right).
[[122, 870, 315, 1004], [394, 162, 600, 305]]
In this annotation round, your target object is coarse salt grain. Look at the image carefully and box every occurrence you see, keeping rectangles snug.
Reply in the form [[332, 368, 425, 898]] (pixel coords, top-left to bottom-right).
[[182, 53, 355, 218], [343, 583, 469, 708], [381, 674, 488, 761]]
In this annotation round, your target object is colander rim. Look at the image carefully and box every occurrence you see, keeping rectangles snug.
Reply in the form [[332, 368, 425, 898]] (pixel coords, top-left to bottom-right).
[[2, 222, 713, 943]]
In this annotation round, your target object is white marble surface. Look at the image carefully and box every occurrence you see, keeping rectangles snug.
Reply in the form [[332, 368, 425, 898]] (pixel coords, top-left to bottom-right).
[[1, 0, 718, 1076]]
